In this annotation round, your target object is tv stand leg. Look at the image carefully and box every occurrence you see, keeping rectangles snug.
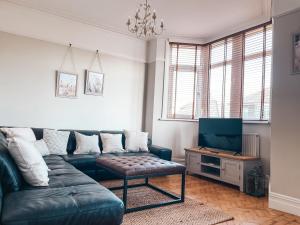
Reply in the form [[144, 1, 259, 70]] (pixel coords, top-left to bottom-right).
[[239, 184, 244, 192]]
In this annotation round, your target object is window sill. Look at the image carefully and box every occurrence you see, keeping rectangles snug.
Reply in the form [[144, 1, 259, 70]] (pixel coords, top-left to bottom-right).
[[158, 118, 270, 125]]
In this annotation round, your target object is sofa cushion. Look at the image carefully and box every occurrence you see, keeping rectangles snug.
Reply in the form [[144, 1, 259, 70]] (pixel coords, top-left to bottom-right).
[[7, 137, 49, 187], [34, 139, 50, 156], [2, 183, 124, 225], [124, 130, 148, 152], [0, 127, 36, 142], [100, 133, 124, 153], [65, 130, 100, 154], [41, 155, 98, 188], [74, 132, 100, 154], [31, 128, 152, 155], [0, 133, 23, 193], [44, 129, 70, 155], [62, 154, 100, 171]]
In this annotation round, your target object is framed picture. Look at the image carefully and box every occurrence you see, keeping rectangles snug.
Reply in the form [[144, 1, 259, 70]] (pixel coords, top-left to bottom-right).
[[56, 71, 78, 98], [85, 70, 104, 96], [293, 33, 300, 74]]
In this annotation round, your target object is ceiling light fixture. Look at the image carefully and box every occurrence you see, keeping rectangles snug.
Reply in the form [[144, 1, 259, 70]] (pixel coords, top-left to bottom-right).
[[126, 0, 164, 38]]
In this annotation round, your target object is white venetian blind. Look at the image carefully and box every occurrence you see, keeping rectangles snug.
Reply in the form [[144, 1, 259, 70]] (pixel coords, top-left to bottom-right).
[[166, 23, 272, 121], [243, 24, 272, 120], [208, 34, 243, 118], [167, 44, 204, 119]]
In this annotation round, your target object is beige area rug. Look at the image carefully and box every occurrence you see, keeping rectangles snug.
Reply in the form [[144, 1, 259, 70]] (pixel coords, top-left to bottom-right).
[[100, 180, 233, 225]]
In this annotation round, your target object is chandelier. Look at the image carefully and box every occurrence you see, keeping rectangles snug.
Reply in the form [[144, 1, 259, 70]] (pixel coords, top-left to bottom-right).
[[126, 0, 164, 38]]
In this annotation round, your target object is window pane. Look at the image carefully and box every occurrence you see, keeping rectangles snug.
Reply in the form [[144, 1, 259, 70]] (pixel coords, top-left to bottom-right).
[[226, 40, 233, 61], [263, 55, 272, 120], [167, 24, 272, 121], [209, 66, 223, 117], [245, 29, 264, 57], [178, 46, 196, 65], [266, 28, 272, 52], [243, 58, 263, 120], [170, 45, 178, 65], [175, 71, 195, 118], [224, 64, 232, 118], [211, 42, 225, 65]]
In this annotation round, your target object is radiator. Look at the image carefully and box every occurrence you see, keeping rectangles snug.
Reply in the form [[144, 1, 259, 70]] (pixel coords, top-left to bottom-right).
[[242, 133, 260, 157]]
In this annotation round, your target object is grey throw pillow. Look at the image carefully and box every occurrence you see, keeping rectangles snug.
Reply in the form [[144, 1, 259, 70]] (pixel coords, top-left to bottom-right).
[[43, 129, 70, 155]]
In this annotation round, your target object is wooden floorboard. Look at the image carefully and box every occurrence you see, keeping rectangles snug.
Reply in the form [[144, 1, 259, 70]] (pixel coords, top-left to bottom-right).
[[150, 174, 300, 225]]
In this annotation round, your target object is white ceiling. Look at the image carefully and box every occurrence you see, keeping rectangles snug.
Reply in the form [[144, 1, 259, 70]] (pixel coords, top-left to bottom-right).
[[5, 0, 271, 41]]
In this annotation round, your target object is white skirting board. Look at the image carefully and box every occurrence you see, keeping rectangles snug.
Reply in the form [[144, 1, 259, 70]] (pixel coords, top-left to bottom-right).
[[269, 192, 300, 216]]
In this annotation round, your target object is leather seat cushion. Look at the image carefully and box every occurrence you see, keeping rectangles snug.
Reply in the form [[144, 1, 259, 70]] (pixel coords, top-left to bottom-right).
[[39, 155, 98, 189], [2, 183, 124, 225], [97, 156, 186, 177], [62, 154, 99, 170]]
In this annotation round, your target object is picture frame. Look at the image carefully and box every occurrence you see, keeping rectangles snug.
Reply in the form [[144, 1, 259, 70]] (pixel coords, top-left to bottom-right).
[[292, 33, 300, 75], [85, 70, 104, 96], [56, 71, 78, 98]]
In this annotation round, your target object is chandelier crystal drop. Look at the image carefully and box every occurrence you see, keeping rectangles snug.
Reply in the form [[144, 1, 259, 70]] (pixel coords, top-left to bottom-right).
[[126, 0, 164, 38]]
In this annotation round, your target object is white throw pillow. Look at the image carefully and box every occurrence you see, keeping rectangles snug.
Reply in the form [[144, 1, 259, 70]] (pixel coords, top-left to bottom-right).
[[34, 139, 50, 156], [74, 132, 100, 154], [7, 137, 49, 186], [43, 129, 70, 155], [100, 133, 124, 153], [124, 130, 148, 152], [0, 127, 36, 142]]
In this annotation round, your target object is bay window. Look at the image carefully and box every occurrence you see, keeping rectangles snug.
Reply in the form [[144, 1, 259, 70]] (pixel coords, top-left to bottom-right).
[[166, 23, 272, 121]]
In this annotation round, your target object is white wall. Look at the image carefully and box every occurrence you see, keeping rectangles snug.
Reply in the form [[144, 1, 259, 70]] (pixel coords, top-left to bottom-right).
[[272, 0, 300, 17], [269, 7, 300, 216], [0, 31, 145, 131], [0, 1, 146, 62]]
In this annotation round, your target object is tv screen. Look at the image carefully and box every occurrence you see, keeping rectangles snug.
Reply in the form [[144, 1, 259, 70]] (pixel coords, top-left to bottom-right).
[[198, 118, 242, 153]]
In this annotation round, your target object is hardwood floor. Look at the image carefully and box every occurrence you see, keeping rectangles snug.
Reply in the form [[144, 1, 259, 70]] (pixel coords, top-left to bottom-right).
[[150, 174, 300, 225]]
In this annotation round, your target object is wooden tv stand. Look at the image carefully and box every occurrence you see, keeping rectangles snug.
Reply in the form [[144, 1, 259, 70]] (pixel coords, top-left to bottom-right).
[[185, 147, 261, 192]]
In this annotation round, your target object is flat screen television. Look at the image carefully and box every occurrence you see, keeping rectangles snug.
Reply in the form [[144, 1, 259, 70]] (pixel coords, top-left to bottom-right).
[[198, 118, 242, 153]]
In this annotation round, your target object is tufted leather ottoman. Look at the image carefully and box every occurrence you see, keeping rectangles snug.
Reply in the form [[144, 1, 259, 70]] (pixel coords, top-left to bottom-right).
[[96, 156, 186, 213]]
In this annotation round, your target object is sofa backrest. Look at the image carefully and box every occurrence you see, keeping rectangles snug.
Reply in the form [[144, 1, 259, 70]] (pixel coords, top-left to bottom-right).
[[31, 128, 151, 154], [0, 127, 152, 155]]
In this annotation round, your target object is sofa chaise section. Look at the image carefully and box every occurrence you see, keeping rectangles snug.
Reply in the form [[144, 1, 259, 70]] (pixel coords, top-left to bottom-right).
[[0, 143, 124, 225]]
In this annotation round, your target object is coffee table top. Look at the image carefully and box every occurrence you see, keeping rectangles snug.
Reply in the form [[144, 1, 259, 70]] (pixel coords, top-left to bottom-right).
[[96, 156, 186, 177]]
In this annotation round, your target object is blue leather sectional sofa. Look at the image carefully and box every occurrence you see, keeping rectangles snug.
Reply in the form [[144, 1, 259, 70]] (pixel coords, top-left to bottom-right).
[[0, 128, 172, 225]]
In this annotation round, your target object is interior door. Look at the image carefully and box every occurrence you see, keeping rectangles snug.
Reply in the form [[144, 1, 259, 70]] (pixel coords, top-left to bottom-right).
[[221, 159, 240, 185]]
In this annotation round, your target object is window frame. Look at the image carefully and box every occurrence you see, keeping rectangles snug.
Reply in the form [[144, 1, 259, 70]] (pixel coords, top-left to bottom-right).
[[163, 21, 272, 123]]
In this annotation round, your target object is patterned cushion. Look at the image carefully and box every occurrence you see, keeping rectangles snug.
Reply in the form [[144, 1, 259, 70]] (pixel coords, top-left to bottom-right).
[[43, 129, 70, 155]]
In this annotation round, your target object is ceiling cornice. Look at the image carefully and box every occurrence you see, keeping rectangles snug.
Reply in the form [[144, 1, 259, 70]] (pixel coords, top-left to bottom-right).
[[3, 0, 144, 41]]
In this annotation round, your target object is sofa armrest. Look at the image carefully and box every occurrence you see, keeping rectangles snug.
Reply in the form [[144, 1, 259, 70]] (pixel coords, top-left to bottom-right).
[[149, 145, 172, 161]]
